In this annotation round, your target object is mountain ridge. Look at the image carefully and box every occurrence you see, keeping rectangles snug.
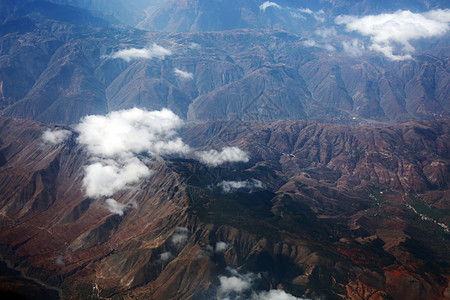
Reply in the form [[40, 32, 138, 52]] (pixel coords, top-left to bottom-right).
[[0, 116, 448, 299]]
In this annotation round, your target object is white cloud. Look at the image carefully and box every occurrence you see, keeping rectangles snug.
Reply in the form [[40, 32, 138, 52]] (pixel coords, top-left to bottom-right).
[[313, 9, 325, 22], [314, 27, 337, 38], [335, 9, 450, 60], [219, 275, 252, 294], [77, 108, 188, 158], [76, 108, 189, 199], [252, 289, 307, 300], [110, 43, 172, 62], [42, 128, 71, 144], [189, 42, 201, 50], [293, 8, 325, 22], [259, 1, 281, 11], [218, 268, 307, 299], [303, 39, 335, 51], [106, 198, 127, 216], [83, 158, 151, 199], [297, 8, 313, 15], [196, 147, 249, 167], [174, 68, 194, 80], [215, 241, 228, 252], [342, 39, 365, 57], [217, 179, 264, 193], [218, 268, 259, 297]]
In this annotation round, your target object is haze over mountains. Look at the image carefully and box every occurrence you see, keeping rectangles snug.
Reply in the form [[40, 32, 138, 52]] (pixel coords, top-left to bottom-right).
[[0, 0, 449, 299], [0, 0, 449, 124]]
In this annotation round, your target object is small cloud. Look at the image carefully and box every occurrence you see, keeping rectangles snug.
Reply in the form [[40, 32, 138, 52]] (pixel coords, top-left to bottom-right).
[[215, 241, 228, 252], [55, 255, 65, 267], [171, 227, 189, 248], [171, 233, 188, 246], [106, 198, 127, 216], [218, 268, 307, 299], [297, 8, 313, 15], [219, 275, 252, 294], [159, 251, 173, 262], [174, 68, 194, 80], [303, 39, 335, 51], [342, 39, 365, 57], [42, 128, 71, 144], [335, 9, 450, 60], [313, 9, 326, 22], [293, 8, 325, 22], [219, 268, 260, 295], [252, 289, 307, 300], [196, 147, 249, 167], [217, 179, 264, 193], [314, 27, 337, 38], [259, 1, 281, 11], [188, 42, 201, 50], [110, 43, 172, 62]]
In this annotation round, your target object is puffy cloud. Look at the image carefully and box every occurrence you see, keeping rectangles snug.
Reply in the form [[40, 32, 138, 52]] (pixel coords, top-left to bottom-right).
[[215, 241, 228, 252], [219, 276, 252, 294], [218, 268, 308, 299], [217, 179, 264, 193], [219, 269, 257, 294], [83, 158, 151, 199], [196, 147, 249, 167], [106, 198, 127, 216], [342, 39, 365, 57], [259, 1, 281, 11], [252, 289, 307, 300], [42, 128, 71, 144], [110, 43, 172, 62], [335, 9, 450, 60], [218, 268, 260, 297], [77, 108, 188, 158], [174, 68, 194, 80], [76, 108, 189, 200]]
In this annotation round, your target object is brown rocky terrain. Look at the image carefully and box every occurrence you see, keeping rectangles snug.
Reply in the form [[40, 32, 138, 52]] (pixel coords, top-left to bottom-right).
[[0, 116, 448, 299]]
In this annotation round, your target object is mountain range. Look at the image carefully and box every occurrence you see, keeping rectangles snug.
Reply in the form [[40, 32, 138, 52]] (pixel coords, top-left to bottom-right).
[[0, 0, 449, 299]]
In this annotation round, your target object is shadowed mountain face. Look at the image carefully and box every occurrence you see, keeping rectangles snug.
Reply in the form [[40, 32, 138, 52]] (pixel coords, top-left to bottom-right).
[[0, 117, 448, 299]]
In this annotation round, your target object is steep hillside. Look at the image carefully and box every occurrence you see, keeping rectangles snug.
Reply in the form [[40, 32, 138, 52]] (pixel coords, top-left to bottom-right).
[[0, 116, 448, 299]]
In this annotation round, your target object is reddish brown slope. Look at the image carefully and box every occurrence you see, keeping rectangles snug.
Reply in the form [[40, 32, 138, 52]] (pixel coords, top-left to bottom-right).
[[0, 117, 448, 299]]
